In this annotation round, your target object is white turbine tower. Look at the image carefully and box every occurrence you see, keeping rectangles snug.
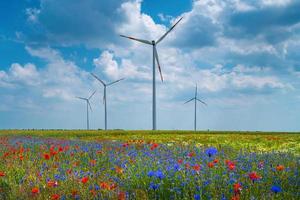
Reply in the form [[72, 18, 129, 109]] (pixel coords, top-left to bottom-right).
[[91, 73, 124, 130], [76, 90, 96, 130], [184, 84, 207, 131], [120, 17, 183, 130]]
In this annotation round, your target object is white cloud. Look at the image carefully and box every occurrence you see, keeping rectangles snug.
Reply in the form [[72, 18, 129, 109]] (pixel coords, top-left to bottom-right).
[[9, 63, 40, 86], [25, 8, 40, 23], [93, 50, 150, 81]]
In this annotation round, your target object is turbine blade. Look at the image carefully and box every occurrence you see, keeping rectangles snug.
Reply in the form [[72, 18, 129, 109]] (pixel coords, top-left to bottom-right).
[[197, 98, 207, 106], [184, 97, 195, 104], [120, 35, 152, 45], [154, 46, 163, 82], [91, 73, 106, 86], [156, 17, 183, 44], [76, 97, 87, 101], [107, 78, 125, 86], [88, 101, 92, 111], [88, 90, 96, 100]]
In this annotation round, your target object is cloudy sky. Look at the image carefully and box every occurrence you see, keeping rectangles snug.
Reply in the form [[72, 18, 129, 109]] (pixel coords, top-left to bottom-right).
[[0, 0, 299, 131]]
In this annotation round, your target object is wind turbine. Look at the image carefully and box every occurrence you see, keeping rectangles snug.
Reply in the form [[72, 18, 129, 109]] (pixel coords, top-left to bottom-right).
[[91, 73, 124, 130], [184, 84, 207, 131], [76, 90, 96, 130], [120, 17, 183, 130]]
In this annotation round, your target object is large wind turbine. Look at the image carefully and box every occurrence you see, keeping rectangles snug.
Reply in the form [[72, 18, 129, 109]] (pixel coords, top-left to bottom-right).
[[120, 17, 183, 130], [91, 73, 124, 130], [184, 85, 207, 131], [76, 90, 96, 130]]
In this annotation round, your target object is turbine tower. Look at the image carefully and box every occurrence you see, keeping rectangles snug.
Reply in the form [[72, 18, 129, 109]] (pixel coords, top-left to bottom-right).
[[76, 90, 96, 130], [184, 84, 207, 131], [120, 17, 183, 130], [91, 73, 124, 130]]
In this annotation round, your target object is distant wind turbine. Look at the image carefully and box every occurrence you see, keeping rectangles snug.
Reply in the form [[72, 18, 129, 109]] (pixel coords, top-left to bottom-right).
[[184, 84, 207, 131], [91, 73, 124, 130], [120, 17, 183, 130], [76, 90, 96, 130]]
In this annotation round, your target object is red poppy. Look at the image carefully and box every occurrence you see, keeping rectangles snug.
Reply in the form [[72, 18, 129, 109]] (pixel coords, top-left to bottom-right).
[[150, 143, 159, 150], [58, 146, 63, 152], [81, 177, 89, 184], [122, 143, 129, 147], [100, 182, 110, 189], [178, 159, 183, 164], [43, 153, 50, 160], [208, 162, 214, 168], [249, 172, 261, 181], [188, 152, 195, 158], [213, 159, 219, 164], [233, 183, 242, 194], [0, 171, 5, 177], [51, 194, 60, 200], [228, 163, 235, 171], [118, 191, 126, 200], [109, 183, 117, 190], [276, 165, 284, 171], [193, 164, 201, 171], [31, 187, 39, 194], [47, 180, 58, 187]]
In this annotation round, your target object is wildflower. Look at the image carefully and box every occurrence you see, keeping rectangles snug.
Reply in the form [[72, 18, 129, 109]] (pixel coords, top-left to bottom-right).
[[271, 185, 282, 193], [193, 164, 201, 171], [90, 159, 96, 166], [81, 177, 89, 184], [51, 194, 60, 200], [208, 162, 214, 168], [149, 182, 159, 190], [100, 182, 110, 190], [155, 170, 164, 179], [0, 171, 5, 177], [31, 187, 39, 194], [233, 183, 242, 194], [228, 163, 235, 171], [258, 161, 264, 169], [47, 180, 58, 187], [188, 152, 195, 157], [122, 143, 129, 147], [248, 172, 261, 182], [148, 170, 164, 179], [213, 159, 219, 163], [194, 194, 201, 200], [205, 147, 218, 157], [178, 159, 183, 164], [150, 143, 159, 150], [43, 153, 50, 160], [118, 191, 126, 200], [276, 165, 284, 171], [115, 166, 123, 174]]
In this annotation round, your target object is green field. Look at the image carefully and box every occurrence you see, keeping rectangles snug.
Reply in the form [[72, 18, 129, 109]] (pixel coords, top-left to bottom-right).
[[0, 130, 299, 199]]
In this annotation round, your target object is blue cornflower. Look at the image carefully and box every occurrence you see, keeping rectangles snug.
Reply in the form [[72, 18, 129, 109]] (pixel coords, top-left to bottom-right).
[[205, 147, 218, 157], [155, 170, 165, 179], [147, 171, 155, 177], [194, 194, 201, 200], [149, 182, 159, 190], [271, 185, 282, 193]]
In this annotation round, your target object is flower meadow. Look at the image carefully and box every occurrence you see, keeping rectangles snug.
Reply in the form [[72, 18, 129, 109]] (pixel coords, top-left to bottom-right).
[[0, 133, 299, 200]]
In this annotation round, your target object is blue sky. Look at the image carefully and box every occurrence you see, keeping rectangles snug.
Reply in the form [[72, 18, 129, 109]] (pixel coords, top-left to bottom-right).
[[0, 0, 300, 131]]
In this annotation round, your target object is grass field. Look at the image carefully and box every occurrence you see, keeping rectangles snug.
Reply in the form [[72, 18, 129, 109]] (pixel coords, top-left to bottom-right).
[[0, 130, 299, 199]]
